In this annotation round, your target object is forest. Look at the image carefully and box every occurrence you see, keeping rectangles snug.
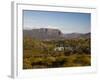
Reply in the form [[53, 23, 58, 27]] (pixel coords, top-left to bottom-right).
[[23, 37, 91, 69]]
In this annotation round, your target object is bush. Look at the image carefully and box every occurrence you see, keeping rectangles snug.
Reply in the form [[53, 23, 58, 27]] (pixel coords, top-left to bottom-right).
[[23, 58, 32, 69]]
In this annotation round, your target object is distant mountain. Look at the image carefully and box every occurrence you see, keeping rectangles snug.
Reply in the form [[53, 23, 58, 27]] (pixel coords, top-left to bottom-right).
[[81, 33, 90, 38], [63, 32, 90, 39], [23, 28, 90, 40], [63, 33, 83, 39], [23, 28, 63, 40]]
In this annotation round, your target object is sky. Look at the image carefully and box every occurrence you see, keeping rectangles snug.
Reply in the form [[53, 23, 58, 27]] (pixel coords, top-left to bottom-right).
[[23, 10, 91, 33]]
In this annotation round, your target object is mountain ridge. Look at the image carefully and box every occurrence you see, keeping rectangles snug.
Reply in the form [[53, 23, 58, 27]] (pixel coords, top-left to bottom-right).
[[23, 28, 90, 40]]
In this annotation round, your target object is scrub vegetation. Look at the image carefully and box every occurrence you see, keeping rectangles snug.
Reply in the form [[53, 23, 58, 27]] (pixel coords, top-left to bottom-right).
[[23, 37, 91, 69]]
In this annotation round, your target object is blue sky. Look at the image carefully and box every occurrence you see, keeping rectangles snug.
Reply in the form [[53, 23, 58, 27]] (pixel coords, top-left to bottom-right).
[[23, 10, 91, 33]]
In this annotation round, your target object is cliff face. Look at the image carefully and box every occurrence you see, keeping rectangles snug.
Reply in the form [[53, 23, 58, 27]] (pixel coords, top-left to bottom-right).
[[23, 28, 63, 40]]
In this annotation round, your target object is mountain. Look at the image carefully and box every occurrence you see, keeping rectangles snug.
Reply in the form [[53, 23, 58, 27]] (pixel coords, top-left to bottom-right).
[[23, 28, 63, 40], [23, 28, 90, 40], [81, 33, 90, 38], [63, 33, 90, 39], [63, 33, 83, 39]]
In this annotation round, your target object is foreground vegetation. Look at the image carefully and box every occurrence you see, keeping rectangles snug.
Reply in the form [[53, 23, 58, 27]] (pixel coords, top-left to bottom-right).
[[23, 37, 91, 69]]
